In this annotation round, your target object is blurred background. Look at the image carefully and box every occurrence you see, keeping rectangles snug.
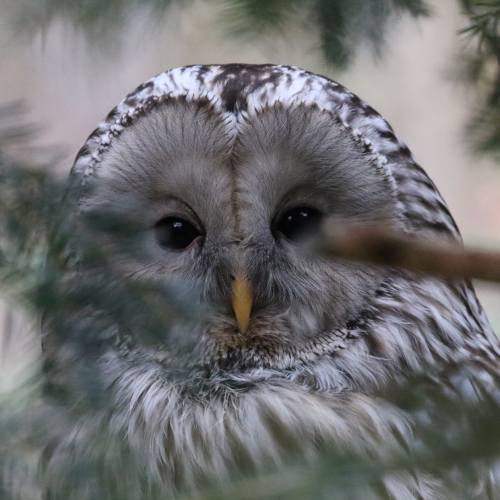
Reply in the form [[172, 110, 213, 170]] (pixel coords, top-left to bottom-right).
[[0, 0, 499, 389]]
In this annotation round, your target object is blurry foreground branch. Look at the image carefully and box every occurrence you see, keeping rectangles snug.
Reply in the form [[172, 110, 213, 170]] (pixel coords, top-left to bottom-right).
[[315, 220, 500, 283]]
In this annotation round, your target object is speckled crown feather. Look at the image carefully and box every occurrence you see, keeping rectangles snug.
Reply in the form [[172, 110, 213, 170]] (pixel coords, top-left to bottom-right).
[[69, 63, 459, 238]]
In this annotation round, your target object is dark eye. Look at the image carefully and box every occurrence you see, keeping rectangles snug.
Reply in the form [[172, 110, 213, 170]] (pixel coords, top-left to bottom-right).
[[276, 206, 323, 242], [154, 217, 201, 251]]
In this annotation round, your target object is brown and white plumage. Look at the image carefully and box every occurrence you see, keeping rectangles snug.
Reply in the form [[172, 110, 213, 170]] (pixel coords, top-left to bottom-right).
[[45, 64, 500, 498]]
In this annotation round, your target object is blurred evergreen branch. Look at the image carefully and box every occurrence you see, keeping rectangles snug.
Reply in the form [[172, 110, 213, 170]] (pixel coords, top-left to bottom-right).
[[3, 0, 430, 68], [458, 1, 500, 158], [0, 108, 207, 498], [4, 0, 178, 49], [460, 1, 500, 60], [222, 0, 430, 69]]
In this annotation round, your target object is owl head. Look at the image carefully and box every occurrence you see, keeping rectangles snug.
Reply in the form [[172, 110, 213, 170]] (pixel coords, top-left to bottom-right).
[[66, 64, 479, 375]]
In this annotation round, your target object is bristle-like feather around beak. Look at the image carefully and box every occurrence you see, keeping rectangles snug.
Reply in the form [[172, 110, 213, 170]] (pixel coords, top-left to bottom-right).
[[231, 272, 253, 333]]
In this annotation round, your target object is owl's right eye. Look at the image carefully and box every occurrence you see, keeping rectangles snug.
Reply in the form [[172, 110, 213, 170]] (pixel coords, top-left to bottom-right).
[[154, 217, 202, 251]]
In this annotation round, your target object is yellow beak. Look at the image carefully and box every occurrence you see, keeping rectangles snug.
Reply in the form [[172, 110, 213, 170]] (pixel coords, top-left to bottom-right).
[[231, 272, 253, 333]]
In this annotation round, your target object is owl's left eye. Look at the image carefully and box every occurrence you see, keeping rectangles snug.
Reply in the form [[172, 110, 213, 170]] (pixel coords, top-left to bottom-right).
[[154, 217, 202, 251], [275, 206, 323, 242]]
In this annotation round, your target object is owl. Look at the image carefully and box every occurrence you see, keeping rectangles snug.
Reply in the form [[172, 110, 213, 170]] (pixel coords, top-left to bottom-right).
[[42, 64, 500, 499]]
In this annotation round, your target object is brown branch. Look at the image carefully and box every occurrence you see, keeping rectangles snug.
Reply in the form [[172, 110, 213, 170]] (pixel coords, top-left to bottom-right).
[[314, 221, 500, 284]]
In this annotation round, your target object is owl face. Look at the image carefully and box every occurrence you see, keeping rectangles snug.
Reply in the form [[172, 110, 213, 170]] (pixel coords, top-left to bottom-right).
[[78, 97, 399, 368], [69, 64, 462, 370]]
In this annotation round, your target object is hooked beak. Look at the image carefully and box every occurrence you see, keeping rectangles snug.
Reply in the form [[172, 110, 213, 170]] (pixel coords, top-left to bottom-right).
[[231, 272, 253, 333]]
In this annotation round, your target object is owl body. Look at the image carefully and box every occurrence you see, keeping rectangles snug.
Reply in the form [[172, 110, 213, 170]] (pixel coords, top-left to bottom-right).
[[47, 65, 500, 498]]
